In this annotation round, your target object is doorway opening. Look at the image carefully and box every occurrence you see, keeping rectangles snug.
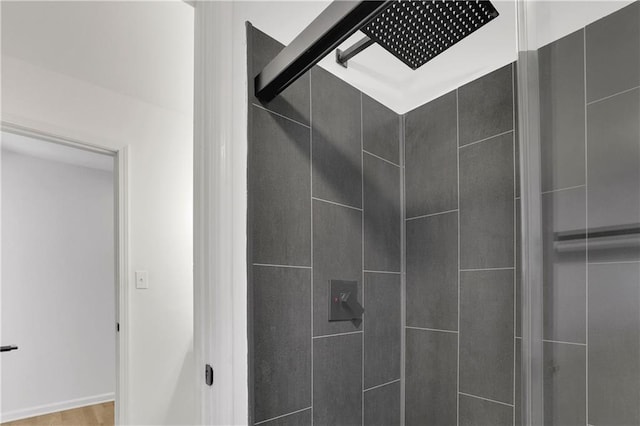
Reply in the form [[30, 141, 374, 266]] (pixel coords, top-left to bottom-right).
[[0, 126, 124, 426]]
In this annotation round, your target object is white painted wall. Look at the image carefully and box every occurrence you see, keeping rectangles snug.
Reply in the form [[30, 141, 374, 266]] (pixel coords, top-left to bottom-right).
[[1, 149, 115, 422], [1, 2, 195, 424]]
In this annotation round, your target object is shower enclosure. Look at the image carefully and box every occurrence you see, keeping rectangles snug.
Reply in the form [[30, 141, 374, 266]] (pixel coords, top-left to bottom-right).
[[246, 1, 640, 425]]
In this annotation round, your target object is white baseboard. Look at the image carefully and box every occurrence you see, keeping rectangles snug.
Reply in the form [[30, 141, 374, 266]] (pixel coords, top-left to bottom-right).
[[0, 393, 115, 423]]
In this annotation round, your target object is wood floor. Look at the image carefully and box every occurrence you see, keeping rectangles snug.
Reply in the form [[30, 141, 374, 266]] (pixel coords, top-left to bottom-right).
[[2, 402, 114, 426]]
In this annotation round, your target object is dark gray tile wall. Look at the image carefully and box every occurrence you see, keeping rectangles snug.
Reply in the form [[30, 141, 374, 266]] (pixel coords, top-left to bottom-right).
[[404, 63, 517, 425], [459, 132, 515, 269], [364, 382, 401, 426], [460, 270, 514, 404], [364, 273, 401, 389], [539, 29, 586, 192], [542, 188, 586, 344], [543, 342, 586, 426], [253, 266, 312, 422], [459, 394, 513, 426], [250, 106, 311, 267], [250, 28, 310, 125], [405, 90, 458, 218], [585, 1, 639, 102], [458, 64, 514, 147], [311, 67, 362, 209], [588, 263, 640, 426], [405, 328, 458, 426], [248, 25, 401, 425], [587, 88, 640, 262], [257, 409, 312, 426], [538, 4, 640, 425], [313, 199, 363, 337], [362, 94, 400, 165], [406, 212, 458, 331], [313, 333, 363, 426], [364, 153, 401, 272]]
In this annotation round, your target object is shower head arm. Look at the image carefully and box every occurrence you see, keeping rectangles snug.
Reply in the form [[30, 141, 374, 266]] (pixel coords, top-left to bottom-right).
[[335, 35, 375, 68]]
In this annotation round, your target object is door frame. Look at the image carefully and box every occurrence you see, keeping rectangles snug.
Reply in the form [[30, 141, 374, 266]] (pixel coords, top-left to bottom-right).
[[0, 121, 130, 425], [193, 1, 249, 424]]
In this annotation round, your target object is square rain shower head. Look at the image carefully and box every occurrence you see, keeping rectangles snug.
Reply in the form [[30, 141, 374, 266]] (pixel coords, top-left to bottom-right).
[[361, 0, 499, 70]]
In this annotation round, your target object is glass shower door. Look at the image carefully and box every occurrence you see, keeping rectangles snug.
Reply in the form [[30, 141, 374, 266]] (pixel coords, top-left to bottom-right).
[[517, 1, 640, 425]]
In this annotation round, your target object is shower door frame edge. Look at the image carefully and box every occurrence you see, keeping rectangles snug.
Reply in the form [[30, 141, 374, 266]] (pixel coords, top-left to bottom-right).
[[515, 0, 545, 425]]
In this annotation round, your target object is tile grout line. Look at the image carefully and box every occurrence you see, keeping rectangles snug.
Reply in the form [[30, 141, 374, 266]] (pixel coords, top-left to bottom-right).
[[360, 91, 365, 426], [313, 330, 364, 339], [460, 267, 515, 272], [309, 71, 314, 426], [406, 208, 458, 221], [542, 339, 586, 347], [583, 27, 589, 426], [364, 269, 402, 274], [458, 392, 515, 408], [254, 407, 312, 425], [363, 149, 401, 168], [399, 112, 407, 426], [512, 61, 517, 426], [311, 196, 362, 212], [406, 326, 458, 334], [458, 129, 514, 150], [588, 260, 640, 265], [541, 184, 585, 194], [252, 263, 311, 269], [586, 85, 640, 106], [364, 379, 401, 393], [456, 87, 461, 426], [312, 196, 362, 212], [252, 103, 311, 129]]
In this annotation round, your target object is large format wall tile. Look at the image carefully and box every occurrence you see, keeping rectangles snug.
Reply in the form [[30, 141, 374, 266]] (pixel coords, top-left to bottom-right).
[[587, 88, 640, 262], [313, 333, 363, 426], [460, 270, 514, 404], [313, 199, 362, 337], [459, 394, 513, 426], [311, 67, 362, 208], [253, 266, 311, 422], [364, 153, 401, 272], [458, 64, 514, 147], [362, 94, 400, 164], [364, 273, 401, 388], [405, 329, 457, 426], [539, 29, 586, 192], [250, 106, 311, 266], [364, 381, 401, 426], [406, 212, 458, 331], [542, 188, 586, 344], [250, 26, 310, 125], [586, 2, 640, 102], [588, 263, 640, 426], [543, 342, 586, 426], [459, 133, 515, 269], [257, 410, 311, 426], [405, 90, 458, 218]]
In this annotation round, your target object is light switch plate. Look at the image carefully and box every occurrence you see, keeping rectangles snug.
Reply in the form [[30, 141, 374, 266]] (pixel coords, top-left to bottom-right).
[[135, 271, 149, 289]]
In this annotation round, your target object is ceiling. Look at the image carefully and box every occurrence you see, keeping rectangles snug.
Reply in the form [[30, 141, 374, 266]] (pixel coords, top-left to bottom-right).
[[2, 131, 114, 172], [1, 1, 194, 115]]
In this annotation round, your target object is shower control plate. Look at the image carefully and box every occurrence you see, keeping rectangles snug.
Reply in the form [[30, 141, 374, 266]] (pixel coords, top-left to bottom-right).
[[329, 280, 363, 322]]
